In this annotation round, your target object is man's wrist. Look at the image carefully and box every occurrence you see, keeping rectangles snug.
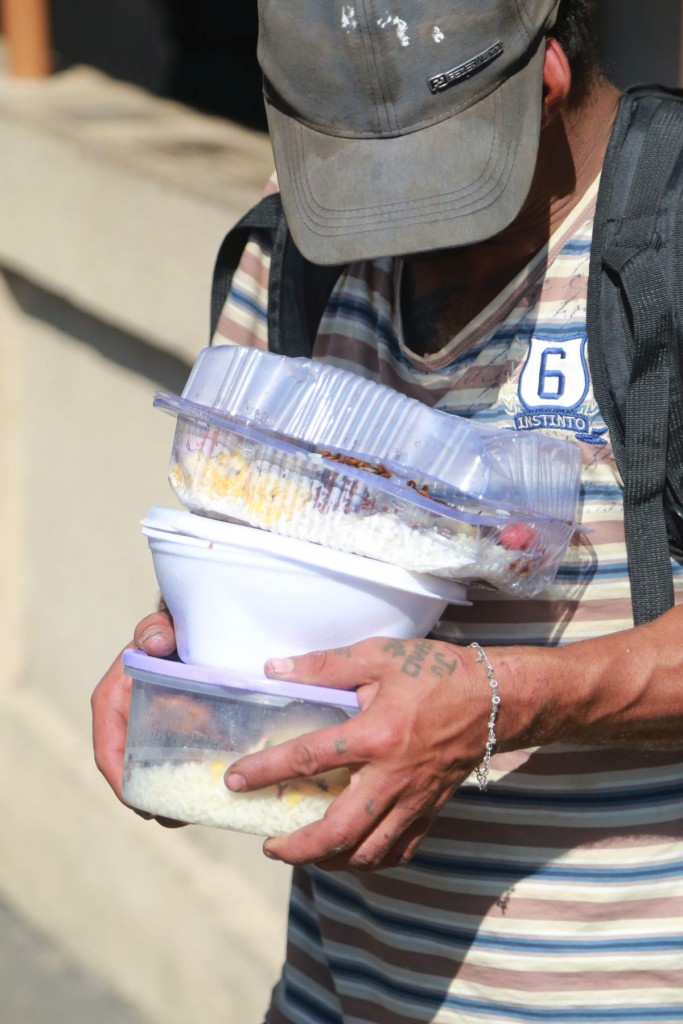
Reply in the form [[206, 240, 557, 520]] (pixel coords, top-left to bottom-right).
[[486, 643, 589, 753]]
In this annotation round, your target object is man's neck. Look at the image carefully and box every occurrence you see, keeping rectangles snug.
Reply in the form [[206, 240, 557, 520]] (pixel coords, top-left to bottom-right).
[[401, 78, 622, 357]]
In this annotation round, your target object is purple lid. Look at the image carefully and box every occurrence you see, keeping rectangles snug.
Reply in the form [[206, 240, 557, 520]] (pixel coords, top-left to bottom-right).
[[122, 649, 360, 711]]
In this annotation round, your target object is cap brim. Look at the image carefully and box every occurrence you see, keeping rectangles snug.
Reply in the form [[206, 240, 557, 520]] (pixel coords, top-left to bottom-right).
[[266, 42, 546, 266]]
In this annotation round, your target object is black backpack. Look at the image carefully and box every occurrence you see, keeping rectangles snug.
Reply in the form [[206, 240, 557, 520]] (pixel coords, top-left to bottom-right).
[[210, 84, 683, 626]]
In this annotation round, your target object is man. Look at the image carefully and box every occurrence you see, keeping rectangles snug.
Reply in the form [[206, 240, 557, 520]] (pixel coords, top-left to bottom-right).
[[93, 1, 683, 1021]]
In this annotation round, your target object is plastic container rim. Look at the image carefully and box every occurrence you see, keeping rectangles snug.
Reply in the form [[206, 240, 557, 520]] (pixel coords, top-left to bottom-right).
[[122, 649, 361, 710], [140, 506, 471, 605]]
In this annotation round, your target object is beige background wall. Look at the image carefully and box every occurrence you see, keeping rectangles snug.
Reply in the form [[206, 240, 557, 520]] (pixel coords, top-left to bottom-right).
[[0, 66, 290, 1024]]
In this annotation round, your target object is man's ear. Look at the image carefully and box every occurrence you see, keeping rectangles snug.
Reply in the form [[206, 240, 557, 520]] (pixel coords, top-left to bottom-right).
[[542, 36, 572, 126]]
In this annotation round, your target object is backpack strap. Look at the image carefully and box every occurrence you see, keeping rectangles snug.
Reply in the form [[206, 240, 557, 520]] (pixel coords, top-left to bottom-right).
[[587, 85, 683, 624], [210, 191, 345, 357]]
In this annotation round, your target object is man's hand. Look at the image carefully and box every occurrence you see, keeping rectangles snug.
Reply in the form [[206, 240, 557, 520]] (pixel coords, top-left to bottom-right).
[[225, 638, 496, 871], [91, 609, 182, 825], [226, 605, 683, 870]]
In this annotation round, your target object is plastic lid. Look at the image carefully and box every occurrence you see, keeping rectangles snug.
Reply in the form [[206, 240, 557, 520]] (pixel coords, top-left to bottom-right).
[[122, 649, 361, 710]]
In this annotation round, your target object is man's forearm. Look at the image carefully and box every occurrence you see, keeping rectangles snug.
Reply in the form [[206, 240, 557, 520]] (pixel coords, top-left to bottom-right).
[[493, 603, 683, 752]]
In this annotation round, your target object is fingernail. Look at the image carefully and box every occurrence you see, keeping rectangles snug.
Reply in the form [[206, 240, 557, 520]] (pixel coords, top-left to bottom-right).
[[138, 629, 164, 648], [265, 657, 295, 676], [225, 772, 246, 792], [263, 842, 280, 860]]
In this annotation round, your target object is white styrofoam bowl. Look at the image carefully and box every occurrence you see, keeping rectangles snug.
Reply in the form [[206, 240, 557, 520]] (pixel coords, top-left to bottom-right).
[[142, 507, 469, 673]]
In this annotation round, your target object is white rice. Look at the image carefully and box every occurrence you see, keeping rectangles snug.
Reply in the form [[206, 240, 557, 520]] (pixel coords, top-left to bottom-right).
[[123, 757, 347, 836]]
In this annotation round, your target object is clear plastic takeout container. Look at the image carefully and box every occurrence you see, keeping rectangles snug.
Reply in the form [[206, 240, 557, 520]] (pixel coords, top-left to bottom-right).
[[172, 345, 490, 494], [122, 650, 359, 837], [154, 347, 584, 596]]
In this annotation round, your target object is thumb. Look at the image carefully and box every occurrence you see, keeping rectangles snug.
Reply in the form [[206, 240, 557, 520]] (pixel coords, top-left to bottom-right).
[[133, 610, 176, 658]]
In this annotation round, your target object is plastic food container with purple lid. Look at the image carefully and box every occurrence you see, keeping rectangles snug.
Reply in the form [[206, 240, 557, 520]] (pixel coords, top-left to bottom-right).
[[122, 650, 360, 837]]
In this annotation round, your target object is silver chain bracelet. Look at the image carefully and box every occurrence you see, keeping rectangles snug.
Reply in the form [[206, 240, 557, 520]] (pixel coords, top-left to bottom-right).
[[469, 642, 501, 791]]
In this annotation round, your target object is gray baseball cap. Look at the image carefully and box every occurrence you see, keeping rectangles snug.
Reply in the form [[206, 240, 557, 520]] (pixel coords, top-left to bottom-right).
[[258, 0, 561, 265]]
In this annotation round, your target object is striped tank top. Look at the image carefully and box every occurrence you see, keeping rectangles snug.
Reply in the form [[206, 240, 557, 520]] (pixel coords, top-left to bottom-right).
[[215, 178, 683, 1023]]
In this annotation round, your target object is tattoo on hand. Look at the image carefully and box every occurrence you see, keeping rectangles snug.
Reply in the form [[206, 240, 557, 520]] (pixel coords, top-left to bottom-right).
[[399, 640, 432, 678], [431, 649, 457, 677], [384, 639, 458, 680], [334, 738, 349, 756]]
